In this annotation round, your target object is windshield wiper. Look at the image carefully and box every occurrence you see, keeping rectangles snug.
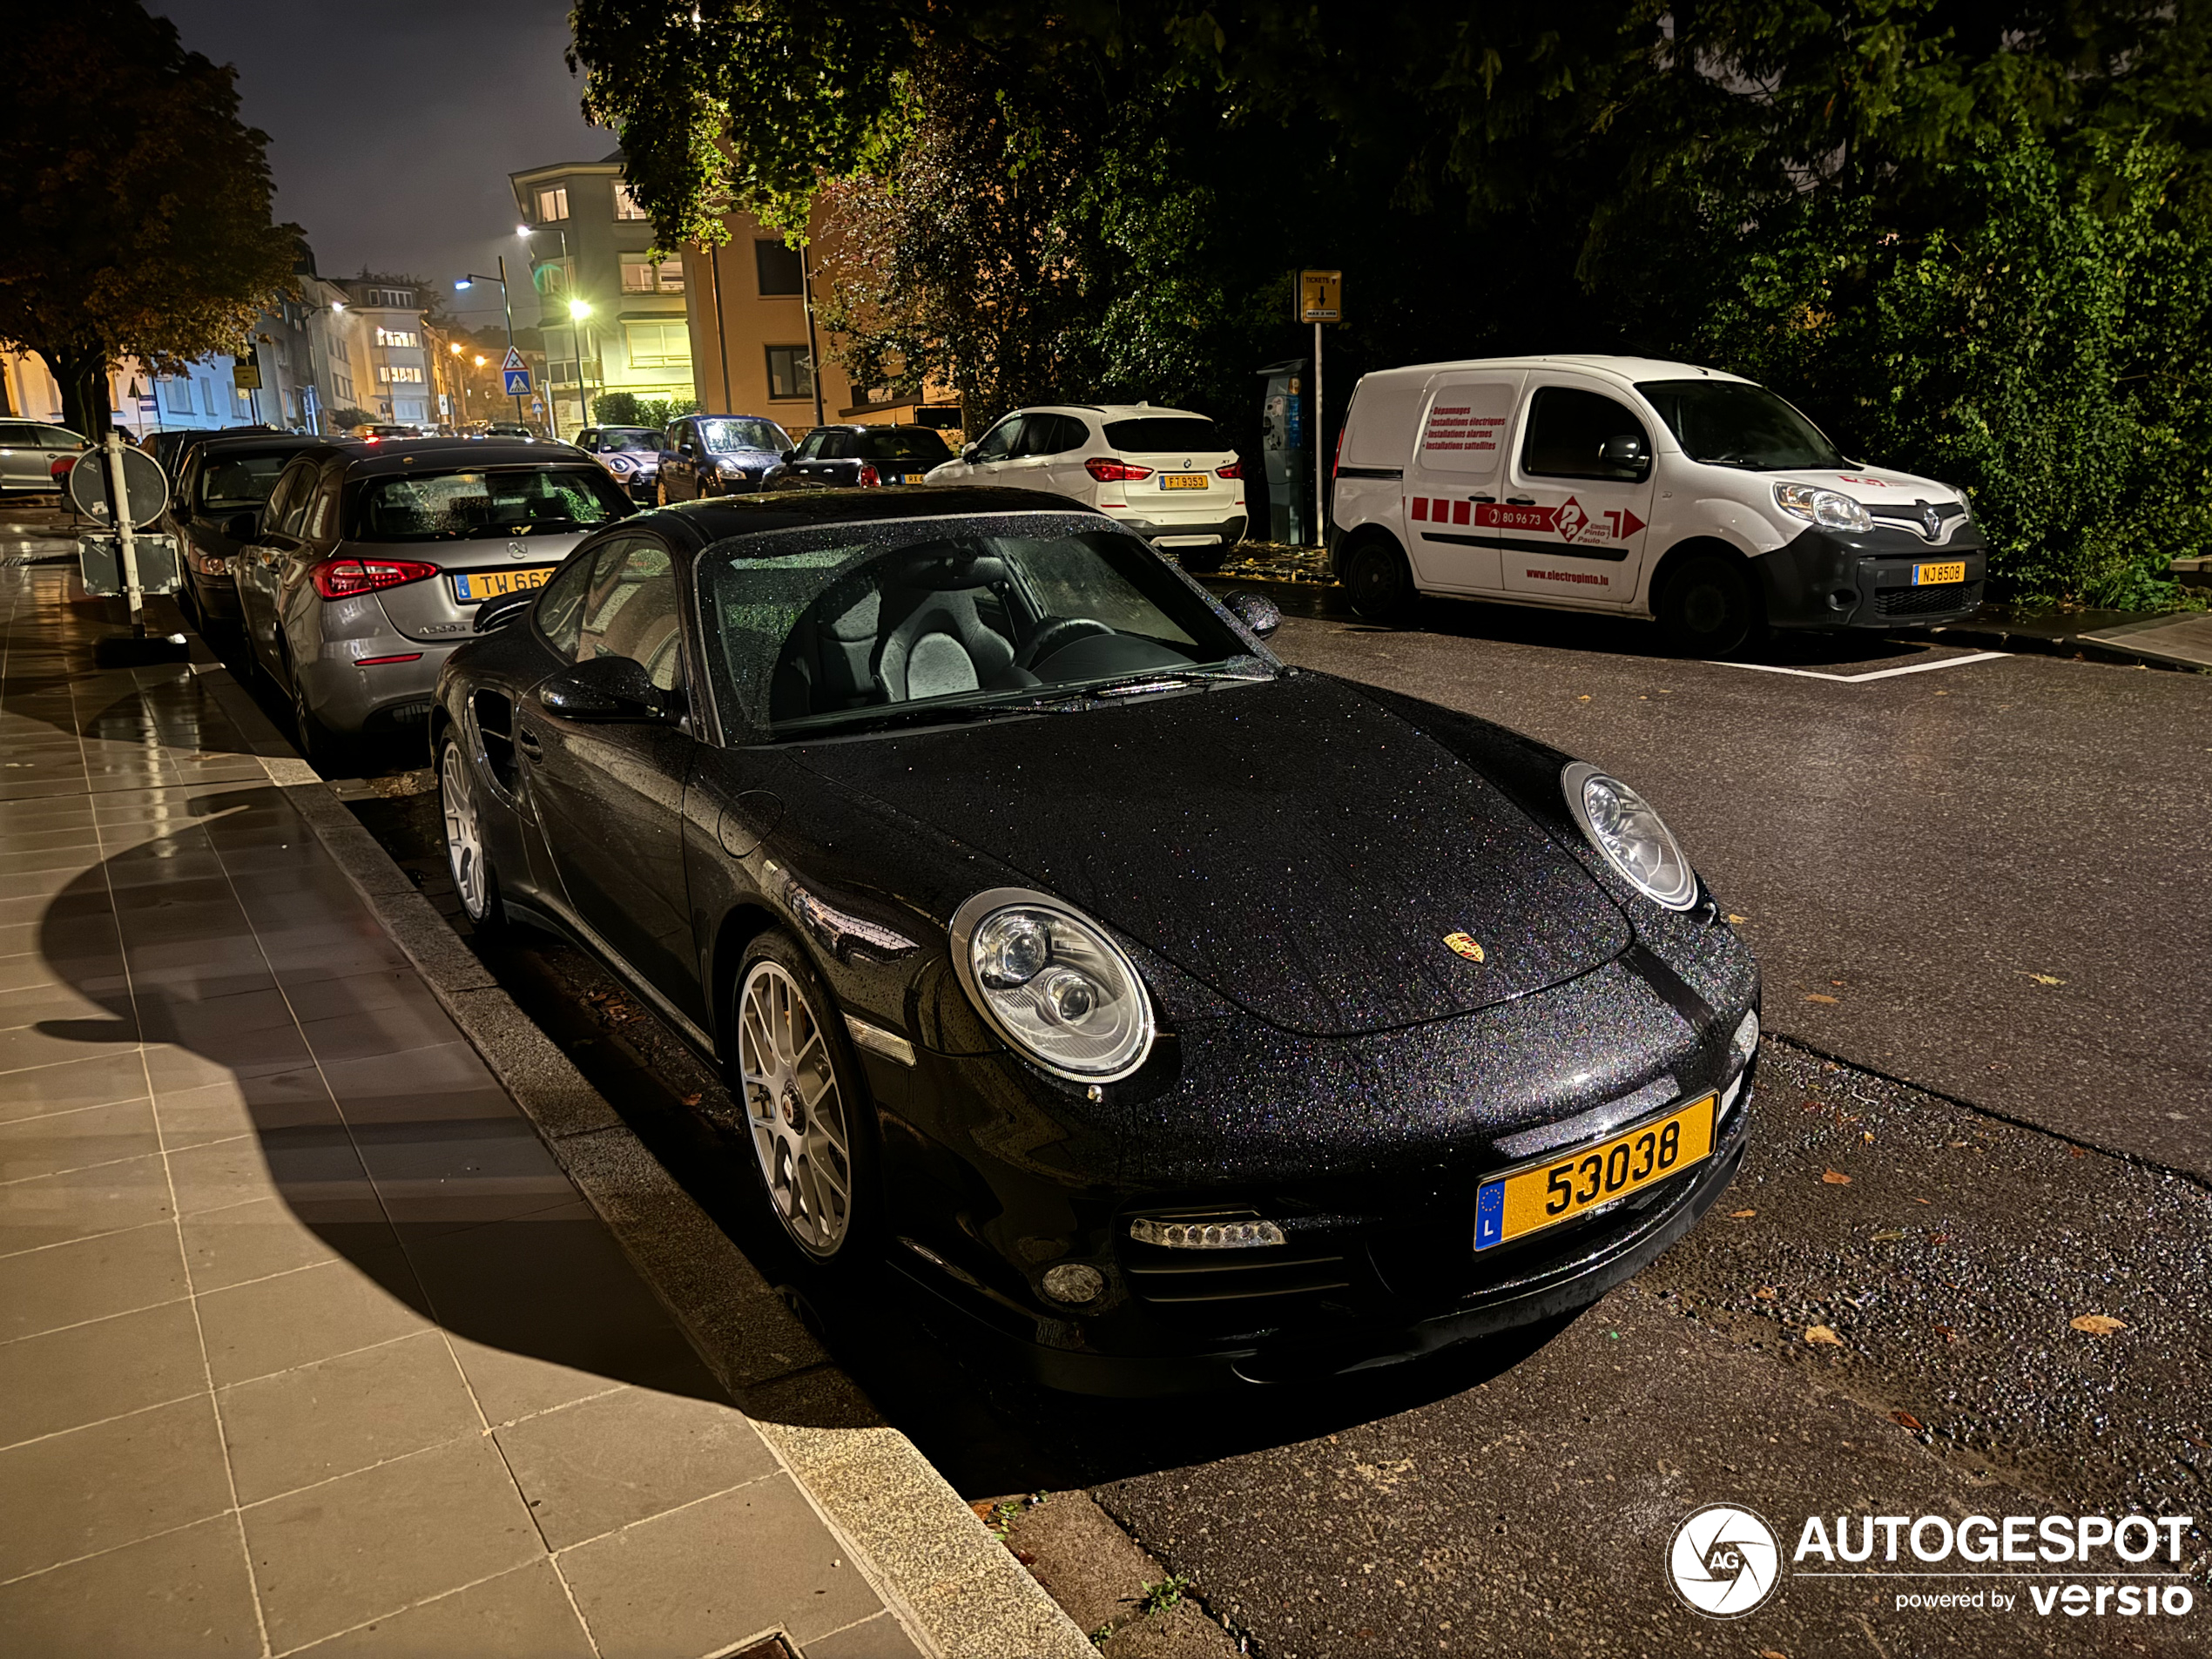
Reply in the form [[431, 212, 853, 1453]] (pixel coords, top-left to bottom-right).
[[1082, 664, 1277, 698], [777, 695, 1083, 738]]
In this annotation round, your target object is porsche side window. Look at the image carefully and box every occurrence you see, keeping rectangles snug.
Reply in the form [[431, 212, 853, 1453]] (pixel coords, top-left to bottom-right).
[[534, 552, 597, 658], [580, 538, 684, 692]]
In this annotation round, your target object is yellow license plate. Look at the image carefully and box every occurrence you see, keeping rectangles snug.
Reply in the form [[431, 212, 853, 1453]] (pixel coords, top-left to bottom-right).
[[1913, 560, 1965, 586], [902, 473, 925, 484], [1160, 473, 1209, 490], [1474, 1095, 1716, 1251], [451, 565, 557, 603]]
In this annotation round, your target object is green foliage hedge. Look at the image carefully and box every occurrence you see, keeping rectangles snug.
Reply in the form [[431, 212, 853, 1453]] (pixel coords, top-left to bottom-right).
[[1703, 130, 2212, 608]]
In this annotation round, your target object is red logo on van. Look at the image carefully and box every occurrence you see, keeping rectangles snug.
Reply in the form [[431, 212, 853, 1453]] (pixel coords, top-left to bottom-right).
[[1410, 497, 1647, 542]]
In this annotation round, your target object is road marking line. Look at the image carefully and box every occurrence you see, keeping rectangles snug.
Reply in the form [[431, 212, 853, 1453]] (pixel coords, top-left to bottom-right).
[[1703, 651, 2006, 684]]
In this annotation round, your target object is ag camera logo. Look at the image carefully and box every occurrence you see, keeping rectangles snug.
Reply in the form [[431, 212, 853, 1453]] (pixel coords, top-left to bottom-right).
[[1669, 1504, 1783, 1617]]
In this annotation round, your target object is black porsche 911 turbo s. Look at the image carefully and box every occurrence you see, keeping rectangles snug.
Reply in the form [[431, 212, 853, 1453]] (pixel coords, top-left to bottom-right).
[[432, 486, 1761, 1393]]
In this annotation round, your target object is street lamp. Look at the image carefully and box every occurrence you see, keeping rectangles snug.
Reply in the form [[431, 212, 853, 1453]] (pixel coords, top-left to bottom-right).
[[517, 221, 576, 437], [567, 299, 592, 428], [455, 261, 522, 424], [448, 341, 469, 427]]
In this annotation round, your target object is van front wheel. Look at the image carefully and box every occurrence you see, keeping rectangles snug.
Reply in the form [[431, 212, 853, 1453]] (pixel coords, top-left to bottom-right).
[[1345, 537, 1416, 624], [1659, 555, 1759, 657]]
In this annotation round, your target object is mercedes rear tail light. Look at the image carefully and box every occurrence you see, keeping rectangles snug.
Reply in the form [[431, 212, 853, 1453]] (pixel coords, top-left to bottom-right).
[[1084, 457, 1154, 482], [312, 556, 439, 599]]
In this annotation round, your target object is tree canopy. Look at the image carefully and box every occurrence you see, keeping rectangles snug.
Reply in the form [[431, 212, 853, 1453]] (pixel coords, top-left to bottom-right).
[[0, 0, 301, 435], [571, 0, 2212, 602]]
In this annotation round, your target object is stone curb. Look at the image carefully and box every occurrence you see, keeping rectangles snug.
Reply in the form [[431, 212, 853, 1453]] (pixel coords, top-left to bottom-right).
[[187, 660, 1092, 1659], [1925, 617, 2212, 673]]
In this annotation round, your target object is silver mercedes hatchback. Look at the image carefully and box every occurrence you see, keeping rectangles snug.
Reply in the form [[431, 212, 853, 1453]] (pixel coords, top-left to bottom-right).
[[232, 438, 634, 760]]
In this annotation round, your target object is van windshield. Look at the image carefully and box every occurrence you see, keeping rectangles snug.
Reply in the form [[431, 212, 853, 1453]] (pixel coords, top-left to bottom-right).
[[1636, 381, 1846, 471]]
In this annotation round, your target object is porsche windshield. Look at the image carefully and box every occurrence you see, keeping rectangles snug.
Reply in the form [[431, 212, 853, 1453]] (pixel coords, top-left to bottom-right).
[[1635, 380, 1846, 470], [699, 521, 1274, 737]]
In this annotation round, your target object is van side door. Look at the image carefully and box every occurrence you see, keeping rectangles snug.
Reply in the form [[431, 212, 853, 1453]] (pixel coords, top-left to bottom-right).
[[1497, 380, 1657, 607], [1401, 374, 1522, 592]]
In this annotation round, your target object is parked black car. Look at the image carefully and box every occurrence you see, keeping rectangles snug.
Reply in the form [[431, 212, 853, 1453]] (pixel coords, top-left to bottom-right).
[[164, 434, 333, 626], [432, 487, 1759, 1393], [575, 425, 669, 502], [762, 422, 954, 491], [144, 424, 279, 482], [657, 414, 792, 502]]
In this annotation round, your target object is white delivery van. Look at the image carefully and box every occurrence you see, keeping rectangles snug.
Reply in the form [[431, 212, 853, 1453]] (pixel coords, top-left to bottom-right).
[[1327, 355, 1986, 652]]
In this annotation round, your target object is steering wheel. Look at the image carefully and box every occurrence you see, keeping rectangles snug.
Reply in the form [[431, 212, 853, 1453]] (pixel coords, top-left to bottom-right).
[[1015, 616, 1114, 671]]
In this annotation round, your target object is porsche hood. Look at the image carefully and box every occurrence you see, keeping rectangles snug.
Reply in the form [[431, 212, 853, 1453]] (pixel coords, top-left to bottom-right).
[[790, 675, 1631, 1038]]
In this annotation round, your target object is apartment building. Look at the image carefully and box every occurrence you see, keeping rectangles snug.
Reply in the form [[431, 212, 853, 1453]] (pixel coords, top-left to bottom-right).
[[509, 151, 692, 433]]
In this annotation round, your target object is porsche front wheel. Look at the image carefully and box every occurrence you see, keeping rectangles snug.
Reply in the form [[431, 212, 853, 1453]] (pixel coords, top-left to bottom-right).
[[734, 937, 873, 1263], [439, 737, 505, 938]]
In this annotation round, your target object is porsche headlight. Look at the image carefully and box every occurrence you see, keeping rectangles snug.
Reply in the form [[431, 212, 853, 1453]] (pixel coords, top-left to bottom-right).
[[950, 888, 1155, 1082], [1774, 482, 1871, 533], [1561, 761, 1698, 910]]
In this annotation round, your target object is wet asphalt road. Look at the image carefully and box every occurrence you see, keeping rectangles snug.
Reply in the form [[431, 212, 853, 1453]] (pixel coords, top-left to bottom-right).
[[1255, 599, 2212, 1182], [165, 544, 2211, 1659]]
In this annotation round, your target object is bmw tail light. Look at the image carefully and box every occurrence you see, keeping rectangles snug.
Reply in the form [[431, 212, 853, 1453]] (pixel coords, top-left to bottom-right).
[[1216, 462, 1243, 480], [312, 557, 439, 599], [1084, 457, 1154, 483], [858, 462, 880, 486]]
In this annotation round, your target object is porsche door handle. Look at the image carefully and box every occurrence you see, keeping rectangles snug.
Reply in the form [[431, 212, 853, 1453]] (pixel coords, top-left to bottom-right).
[[516, 727, 543, 760]]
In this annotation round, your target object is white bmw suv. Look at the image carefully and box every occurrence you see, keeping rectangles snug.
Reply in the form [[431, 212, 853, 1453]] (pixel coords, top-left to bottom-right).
[[924, 403, 1248, 570]]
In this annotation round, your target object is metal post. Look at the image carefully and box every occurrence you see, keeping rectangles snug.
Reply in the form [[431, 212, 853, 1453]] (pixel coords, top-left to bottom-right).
[[1312, 320, 1325, 550], [497, 255, 521, 422], [800, 239, 826, 428], [104, 430, 144, 631]]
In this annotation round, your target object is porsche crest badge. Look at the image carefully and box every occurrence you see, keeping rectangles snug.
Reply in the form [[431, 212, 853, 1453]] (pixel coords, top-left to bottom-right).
[[1443, 932, 1486, 963]]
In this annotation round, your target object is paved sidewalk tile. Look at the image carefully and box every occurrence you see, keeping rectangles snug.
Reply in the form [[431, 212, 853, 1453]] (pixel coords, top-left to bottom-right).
[[0, 557, 914, 1658]]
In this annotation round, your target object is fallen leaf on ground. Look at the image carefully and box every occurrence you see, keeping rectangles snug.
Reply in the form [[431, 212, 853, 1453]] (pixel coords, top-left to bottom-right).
[[1871, 1229, 1904, 1242], [1821, 1170, 1852, 1185], [1805, 1325, 1844, 1346], [1892, 1410, 1925, 1430], [1913, 1197, 1933, 1204], [1862, 1130, 1876, 1143], [1756, 1286, 1777, 1299], [1761, 1649, 1791, 1659], [1729, 1208, 1757, 1218], [2070, 1314, 2128, 1337], [680, 1092, 703, 1107], [1934, 1324, 1959, 1341], [1831, 978, 1847, 986], [1726, 914, 1748, 924], [2022, 973, 2065, 985], [1804, 993, 1839, 1004], [1576, 694, 1591, 702]]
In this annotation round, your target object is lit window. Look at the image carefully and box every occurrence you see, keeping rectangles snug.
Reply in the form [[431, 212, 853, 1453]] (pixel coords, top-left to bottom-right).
[[621, 260, 684, 294], [624, 321, 691, 368], [536, 186, 570, 221], [765, 346, 813, 401], [376, 365, 425, 384], [374, 328, 418, 347], [614, 182, 648, 219]]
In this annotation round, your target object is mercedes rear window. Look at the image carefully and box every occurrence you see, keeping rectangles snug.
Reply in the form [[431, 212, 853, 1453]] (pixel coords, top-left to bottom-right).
[[1101, 417, 1222, 453], [352, 466, 631, 541]]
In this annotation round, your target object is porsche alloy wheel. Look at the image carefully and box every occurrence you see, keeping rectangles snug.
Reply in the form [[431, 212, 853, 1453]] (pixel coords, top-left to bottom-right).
[[439, 738, 501, 933], [738, 957, 854, 1258]]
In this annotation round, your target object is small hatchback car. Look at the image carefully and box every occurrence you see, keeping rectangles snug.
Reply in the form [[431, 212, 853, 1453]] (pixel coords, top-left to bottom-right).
[[433, 487, 1758, 1393], [574, 425, 669, 502], [925, 404, 1248, 570], [232, 438, 634, 759]]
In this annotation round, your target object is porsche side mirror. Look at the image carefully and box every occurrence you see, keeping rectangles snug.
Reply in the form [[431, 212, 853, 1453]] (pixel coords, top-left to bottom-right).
[[779, 448, 797, 464], [473, 589, 535, 634], [538, 654, 671, 723], [1222, 590, 1281, 638], [961, 444, 979, 463], [222, 510, 260, 542]]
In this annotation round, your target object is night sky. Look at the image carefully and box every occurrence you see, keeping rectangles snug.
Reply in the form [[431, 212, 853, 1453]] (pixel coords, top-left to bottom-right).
[[148, 0, 611, 334]]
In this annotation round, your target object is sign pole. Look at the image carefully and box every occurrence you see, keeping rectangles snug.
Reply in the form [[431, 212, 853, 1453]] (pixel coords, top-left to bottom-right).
[[1312, 318, 1324, 550], [103, 430, 145, 633]]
